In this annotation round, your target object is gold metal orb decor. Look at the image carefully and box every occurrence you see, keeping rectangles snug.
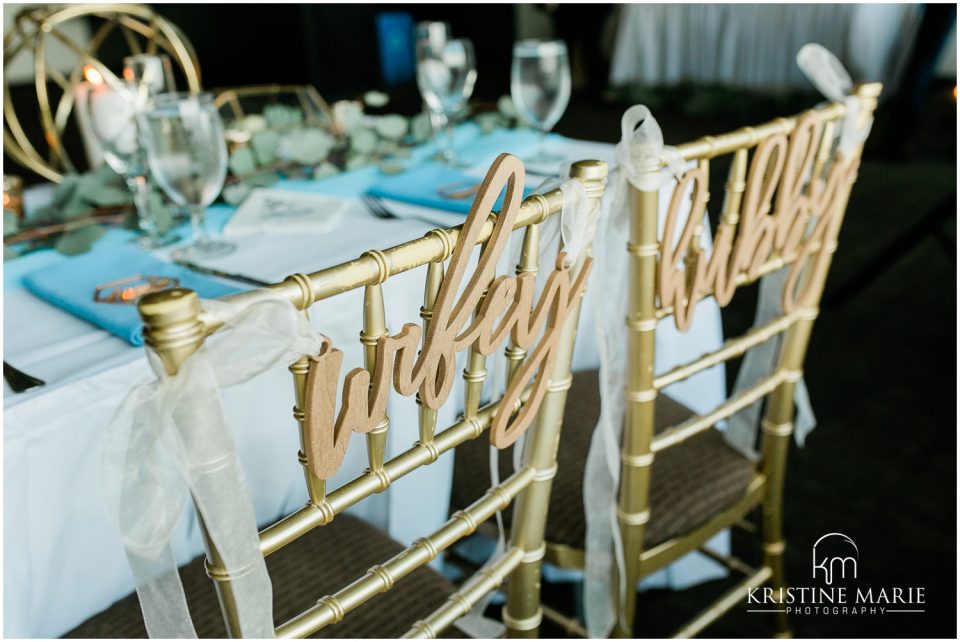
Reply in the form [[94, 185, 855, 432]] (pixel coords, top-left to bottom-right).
[[3, 3, 202, 182]]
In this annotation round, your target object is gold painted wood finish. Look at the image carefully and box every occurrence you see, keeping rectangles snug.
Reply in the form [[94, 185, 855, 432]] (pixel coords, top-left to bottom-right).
[[552, 84, 879, 638], [3, 3, 202, 182], [137, 156, 608, 638]]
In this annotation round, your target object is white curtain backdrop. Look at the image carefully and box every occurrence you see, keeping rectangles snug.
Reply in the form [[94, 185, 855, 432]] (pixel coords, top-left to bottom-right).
[[610, 4, 922, 93]]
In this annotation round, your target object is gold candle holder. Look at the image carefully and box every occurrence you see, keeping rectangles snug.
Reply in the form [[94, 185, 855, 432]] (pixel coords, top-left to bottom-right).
[[3, 175, 24, 219]]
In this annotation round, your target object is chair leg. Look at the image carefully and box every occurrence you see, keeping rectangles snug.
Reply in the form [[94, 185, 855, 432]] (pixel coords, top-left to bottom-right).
[[611, 523, 643, 638], [763, 538, 792, 638]]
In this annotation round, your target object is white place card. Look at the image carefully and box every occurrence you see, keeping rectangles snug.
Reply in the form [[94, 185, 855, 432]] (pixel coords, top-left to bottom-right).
[[223, 188, 348, 237]]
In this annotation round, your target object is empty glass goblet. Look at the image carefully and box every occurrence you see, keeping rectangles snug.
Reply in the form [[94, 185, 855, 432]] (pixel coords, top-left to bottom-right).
[[86, 63, 180, 249], [123, 53, 176, 103], [416, 36, 477, 166], [141, 92, 235, 260], [511, 39, 572, 164]]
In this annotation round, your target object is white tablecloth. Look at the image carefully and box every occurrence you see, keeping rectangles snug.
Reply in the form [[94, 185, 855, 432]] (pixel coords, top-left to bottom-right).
[[610, 4, 921, 92], [3, 135, 726, 638]]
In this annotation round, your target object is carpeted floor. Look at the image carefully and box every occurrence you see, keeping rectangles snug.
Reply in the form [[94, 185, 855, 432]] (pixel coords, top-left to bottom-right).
[[532, 84, 957, 638]]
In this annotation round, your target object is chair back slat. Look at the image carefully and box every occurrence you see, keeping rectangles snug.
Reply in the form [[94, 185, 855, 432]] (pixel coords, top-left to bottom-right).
[[417, 260, 444, 445], [360, 281, 390, 475]]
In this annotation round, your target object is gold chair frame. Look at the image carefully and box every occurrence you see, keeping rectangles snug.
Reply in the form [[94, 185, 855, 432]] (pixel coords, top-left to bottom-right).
[[136, 158, 607, 638], [535, 84, 882, 638], [3, 3, 201, 182]]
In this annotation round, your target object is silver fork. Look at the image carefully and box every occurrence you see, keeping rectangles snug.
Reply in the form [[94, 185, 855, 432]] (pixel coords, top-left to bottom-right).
[[361, 193, 397, 220]]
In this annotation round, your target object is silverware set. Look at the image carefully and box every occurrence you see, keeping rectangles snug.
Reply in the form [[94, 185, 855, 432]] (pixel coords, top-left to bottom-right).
[[361, 193, 397, 220]]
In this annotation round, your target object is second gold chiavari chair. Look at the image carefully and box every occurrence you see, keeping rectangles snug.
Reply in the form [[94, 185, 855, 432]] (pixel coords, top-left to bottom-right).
[[67, 153, 607, 638], [453, 82, 882, 637]]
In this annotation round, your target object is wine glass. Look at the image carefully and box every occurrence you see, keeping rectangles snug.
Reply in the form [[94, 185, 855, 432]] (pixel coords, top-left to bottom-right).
[[85, 57, 180, 248], [123, 53, 175, 103], [415, 21, 450, 146], [141, 92, 235, 260], [510, 39, 571, 164], [416, 36, 477, 166]]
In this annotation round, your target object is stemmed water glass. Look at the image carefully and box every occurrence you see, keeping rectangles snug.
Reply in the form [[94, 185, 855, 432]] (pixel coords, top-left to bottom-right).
[[416, 35, 477, 166], [123, 53, 176, 103], [510, 39, 572, 164], [141, 92, 235, 260], [85, 54, 180, 248]]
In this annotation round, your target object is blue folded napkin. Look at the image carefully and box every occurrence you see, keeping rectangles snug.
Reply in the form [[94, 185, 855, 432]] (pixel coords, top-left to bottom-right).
[[22, 247, 241, 346], [367, 164, 534, 215]]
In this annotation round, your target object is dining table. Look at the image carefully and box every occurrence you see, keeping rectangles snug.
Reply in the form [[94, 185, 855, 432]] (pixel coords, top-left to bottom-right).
[[3, 123, 729, 638]]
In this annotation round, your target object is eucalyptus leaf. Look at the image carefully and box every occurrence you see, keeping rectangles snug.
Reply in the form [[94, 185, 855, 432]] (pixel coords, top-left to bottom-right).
[[222, 182, 252, 206], [229, 147, 258, 176], [410, 112, 433, 143], [475, 112, 504, 134], [246, 174, 279, 188], [76, 174, 130, 207], [287, 128, 335, 165], [4, 210, 19, 236], [51, 176, 81, 209], [497, 95, 518, 120], [333, 101, 365, 134], [313, 162, 339, 180], [363, 91, 390, 108], [376, 140, 399, 156], [61, 198, 92, 220], [145, 192, 175, 232], [54, 224, 106, 256], [375, 114, 408, 141], [251, 130, 281, 165], [350, 128, 378, 155], [264, 104, 303, 128], [239, 114, 268, 133], [345, 154, 371, 171], [377, 159, 406, 175]]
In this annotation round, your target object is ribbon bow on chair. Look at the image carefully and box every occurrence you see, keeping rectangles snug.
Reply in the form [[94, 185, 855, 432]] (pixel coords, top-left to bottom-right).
[[101, 297, 328, 638], [582, 106, 686, 638], [796, 42, 874, 160]]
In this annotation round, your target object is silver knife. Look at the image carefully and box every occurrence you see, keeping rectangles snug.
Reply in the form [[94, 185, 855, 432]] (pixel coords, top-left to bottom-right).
[[173, 259, 272, 288]]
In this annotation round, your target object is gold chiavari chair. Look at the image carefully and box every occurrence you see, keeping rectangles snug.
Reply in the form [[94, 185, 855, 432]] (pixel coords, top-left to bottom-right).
[[67, 154, 608, 638], [452, 83, 882, 637], [3, 3, 201, 182]]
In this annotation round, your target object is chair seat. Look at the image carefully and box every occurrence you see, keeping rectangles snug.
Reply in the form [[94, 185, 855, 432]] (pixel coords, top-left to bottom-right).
[[65, 514, 461, 638], [451, 369, 757, 552]]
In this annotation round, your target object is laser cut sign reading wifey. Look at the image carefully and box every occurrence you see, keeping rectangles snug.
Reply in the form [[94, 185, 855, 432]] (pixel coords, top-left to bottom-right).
[[303, 154, 592, 480]]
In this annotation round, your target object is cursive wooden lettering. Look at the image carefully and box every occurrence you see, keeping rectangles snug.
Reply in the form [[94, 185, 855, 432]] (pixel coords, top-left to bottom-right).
[[303, 154, 593, 479], [659, 114, 860, 331]]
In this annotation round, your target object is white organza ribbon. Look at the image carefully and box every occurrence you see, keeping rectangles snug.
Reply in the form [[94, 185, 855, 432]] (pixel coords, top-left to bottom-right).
[[726, 43, 869, 458], [723, 268, 817, 458], [583, 106, 683, 638], [796, 42, 873, 160], [101, 296, 328, 638]]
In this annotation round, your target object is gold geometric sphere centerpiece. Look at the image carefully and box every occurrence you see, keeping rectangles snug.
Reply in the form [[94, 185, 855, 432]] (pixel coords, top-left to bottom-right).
[[3, 3, 201, 182]]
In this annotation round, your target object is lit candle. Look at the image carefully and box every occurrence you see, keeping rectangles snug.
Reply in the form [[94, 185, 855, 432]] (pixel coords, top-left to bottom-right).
[[73, 65, 136, 168], [3, 175, 23, 218], [73, 65, 107, 168]]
